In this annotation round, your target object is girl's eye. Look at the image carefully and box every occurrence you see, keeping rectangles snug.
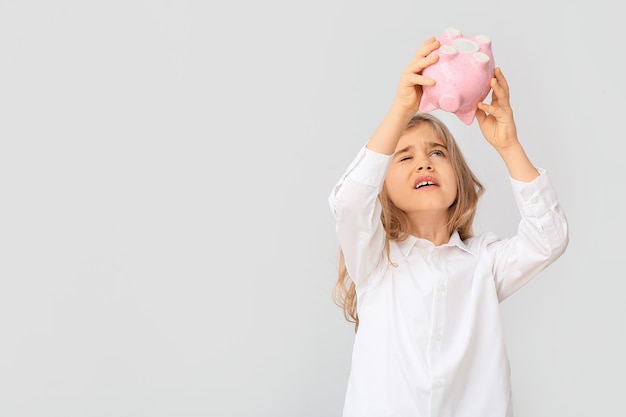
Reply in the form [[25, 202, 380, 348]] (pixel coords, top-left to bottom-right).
[[400, 156, 413, 162], [431, 150, 445, 157]]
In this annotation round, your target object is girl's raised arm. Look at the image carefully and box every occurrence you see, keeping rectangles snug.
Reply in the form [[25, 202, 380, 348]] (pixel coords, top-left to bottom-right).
[[366, 37, 440, 155], [475, 68, 539, 182]]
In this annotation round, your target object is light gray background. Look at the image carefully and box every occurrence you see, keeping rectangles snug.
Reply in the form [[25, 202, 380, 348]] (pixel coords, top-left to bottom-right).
[[0, 0, 622, 416]]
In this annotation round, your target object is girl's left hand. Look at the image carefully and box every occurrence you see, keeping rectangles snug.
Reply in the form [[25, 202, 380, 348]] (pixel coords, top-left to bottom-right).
[[475, 67, 519, 151]]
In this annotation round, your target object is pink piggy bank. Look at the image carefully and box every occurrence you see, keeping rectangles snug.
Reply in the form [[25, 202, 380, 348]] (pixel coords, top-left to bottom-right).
[[419, 28, 495, 125]]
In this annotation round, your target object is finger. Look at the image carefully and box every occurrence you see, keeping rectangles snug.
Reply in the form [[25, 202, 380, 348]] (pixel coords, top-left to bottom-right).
[[494, 67, 509, 91], [409, 37, 440, 63], [414, 37, 439, 56], [488, 85, 501, 107], [477, 101, 495, 115], [474, 107, 487, 124], [490, 69, 510, 102], [403, 72, 436, 87], [405, 53, 439, 75], [478, 100, 512, 121], [486, 79, 508, 109]]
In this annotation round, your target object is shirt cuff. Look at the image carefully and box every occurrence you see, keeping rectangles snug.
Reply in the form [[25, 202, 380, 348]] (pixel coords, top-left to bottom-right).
[[343, 146, 393, 188], [510, 168, 559, 217]]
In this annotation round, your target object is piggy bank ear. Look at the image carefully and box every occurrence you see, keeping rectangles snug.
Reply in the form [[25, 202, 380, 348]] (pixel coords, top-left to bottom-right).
[[418, 99, 437, 113], [456, 110, 478, 126]]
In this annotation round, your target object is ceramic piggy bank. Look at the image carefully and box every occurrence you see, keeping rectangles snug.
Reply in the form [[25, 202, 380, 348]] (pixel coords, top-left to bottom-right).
[[419, 28, 495, 125]]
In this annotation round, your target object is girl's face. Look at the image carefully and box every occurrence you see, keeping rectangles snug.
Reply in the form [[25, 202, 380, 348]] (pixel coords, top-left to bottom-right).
[[384, 123, 458, 217]]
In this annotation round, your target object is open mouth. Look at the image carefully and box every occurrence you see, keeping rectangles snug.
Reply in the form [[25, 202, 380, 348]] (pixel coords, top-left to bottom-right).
[[414, 176, 439, 190], [415, 181, 437, 189]]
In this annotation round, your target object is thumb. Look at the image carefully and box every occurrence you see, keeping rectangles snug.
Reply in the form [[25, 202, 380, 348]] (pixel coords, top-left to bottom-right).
[[474, 107, 488, 125]]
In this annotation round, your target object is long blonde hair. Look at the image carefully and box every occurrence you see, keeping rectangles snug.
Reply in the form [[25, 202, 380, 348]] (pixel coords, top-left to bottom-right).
[[332, 113, 484, 331]]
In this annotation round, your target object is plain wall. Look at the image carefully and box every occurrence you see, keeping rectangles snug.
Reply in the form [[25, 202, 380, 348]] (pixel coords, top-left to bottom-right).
[[0, 0, 622, 416]]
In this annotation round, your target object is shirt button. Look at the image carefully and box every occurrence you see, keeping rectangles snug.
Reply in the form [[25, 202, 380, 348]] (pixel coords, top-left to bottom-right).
[[434, 379, 444, 389], [438, 283, 447, 293], [530, 195, 539, 204], [434, 332, 442, 342]]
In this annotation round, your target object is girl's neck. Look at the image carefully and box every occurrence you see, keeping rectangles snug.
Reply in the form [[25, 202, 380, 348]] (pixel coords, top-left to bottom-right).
[[408, 214, 451, 246]]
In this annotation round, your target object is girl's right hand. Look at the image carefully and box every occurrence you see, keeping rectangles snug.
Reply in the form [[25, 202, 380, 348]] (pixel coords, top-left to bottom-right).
[[393, 37, 440, 114]]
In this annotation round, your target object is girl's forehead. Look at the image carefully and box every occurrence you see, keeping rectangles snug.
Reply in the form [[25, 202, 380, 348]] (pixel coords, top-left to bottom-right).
[[397, 124, 446, 148]]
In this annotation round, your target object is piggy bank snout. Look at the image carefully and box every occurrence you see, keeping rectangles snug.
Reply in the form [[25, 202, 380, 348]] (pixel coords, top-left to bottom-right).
[[439, 95, 461, 113]]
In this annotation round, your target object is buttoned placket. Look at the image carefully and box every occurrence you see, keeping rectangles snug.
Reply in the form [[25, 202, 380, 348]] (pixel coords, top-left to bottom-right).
[[427, 247, 447, 416]]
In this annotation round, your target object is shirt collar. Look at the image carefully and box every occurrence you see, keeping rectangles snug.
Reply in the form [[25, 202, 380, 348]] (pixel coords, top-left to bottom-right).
[[397, 230, 475, 257]]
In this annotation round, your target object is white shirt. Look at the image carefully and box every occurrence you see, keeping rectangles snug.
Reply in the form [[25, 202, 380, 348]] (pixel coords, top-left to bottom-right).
[[329, 147, 568, 417]]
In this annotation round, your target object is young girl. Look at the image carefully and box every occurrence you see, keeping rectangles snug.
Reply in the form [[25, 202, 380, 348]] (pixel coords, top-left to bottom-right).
[[328, 37, 569, 417]]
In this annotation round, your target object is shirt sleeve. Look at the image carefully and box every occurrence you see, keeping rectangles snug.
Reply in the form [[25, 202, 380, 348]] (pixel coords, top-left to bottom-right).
[[488, 168, 569, 301], [328, 146, 392, 288]]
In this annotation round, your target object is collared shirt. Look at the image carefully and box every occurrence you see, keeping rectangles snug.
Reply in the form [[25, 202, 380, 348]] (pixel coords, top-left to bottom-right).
[[328, 147, 568, 417]]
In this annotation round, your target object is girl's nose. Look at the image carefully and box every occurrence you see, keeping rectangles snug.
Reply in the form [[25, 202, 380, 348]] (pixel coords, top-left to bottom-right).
[[415, 160, 434, 172]]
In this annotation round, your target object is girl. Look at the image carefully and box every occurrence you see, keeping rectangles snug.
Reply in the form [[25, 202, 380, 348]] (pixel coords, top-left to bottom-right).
[[328, 37, 569, 417]]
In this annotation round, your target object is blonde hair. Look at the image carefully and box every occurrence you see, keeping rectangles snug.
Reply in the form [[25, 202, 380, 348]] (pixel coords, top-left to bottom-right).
[[333, 113, 484, 331]]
